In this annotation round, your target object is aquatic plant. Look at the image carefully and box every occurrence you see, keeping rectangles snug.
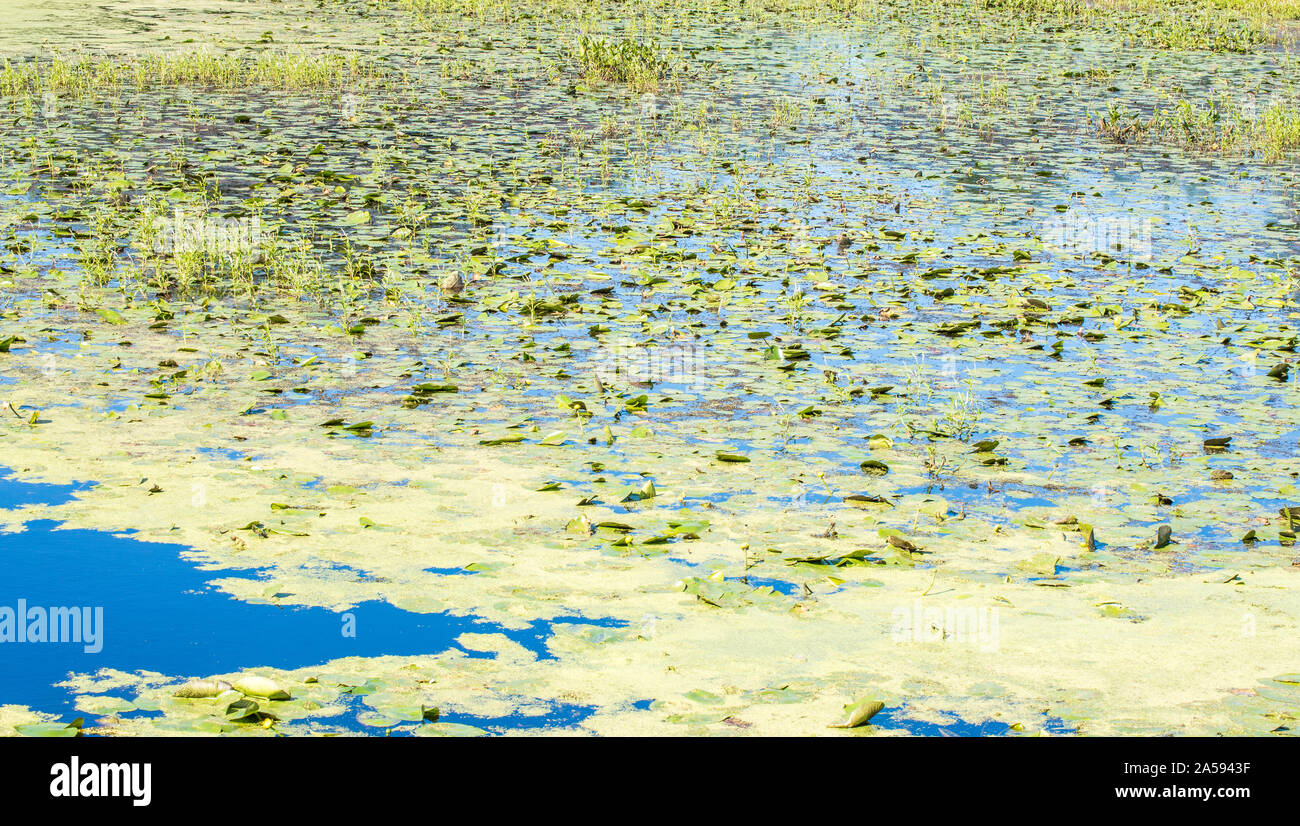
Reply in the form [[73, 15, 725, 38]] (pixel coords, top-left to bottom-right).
[[571, 36, 675, 92]]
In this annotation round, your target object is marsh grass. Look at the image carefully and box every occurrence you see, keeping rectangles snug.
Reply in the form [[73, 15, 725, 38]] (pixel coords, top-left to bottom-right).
[[390, 0, 1295, 49], [0, 50, 378, 99], [1252, 101, 1300, 158], [983, 0, 1285, 50], [1096, 97, 1300, 159], [59, 193, 377, 300], [399, 0, 545, 22], [1160, 98, 1300, 159], [398, 0, 875, 26], [1142, 9, 1270, 51], [1095, 102, 1152, 144], [768, 96, 805, 132], [1211, 0, 1300, 18]]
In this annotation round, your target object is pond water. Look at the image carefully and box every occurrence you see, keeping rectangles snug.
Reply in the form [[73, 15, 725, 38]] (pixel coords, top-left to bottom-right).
[[1, 0, 1298, 736], [0, 468, 623, 732]]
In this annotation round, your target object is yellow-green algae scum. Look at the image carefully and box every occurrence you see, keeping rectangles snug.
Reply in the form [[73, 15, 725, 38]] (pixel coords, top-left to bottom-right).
[[1, 0, 1300, 735]]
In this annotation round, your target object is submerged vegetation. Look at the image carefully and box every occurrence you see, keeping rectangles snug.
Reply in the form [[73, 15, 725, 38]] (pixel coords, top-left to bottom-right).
[[0, 0, 1298, 737]]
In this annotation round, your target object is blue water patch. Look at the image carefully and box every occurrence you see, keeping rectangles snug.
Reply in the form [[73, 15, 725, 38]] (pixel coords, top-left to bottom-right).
[[422, 565, 477, 576], [194, 446, 248, 462], [892, 482, 1061, 513], [0, 471, 93, 511], [874, 707, 1076, 736], [1004, 494, 1058, 509], [734, 575, 804, 597], [444, 700, 597, 734], [873, 708, 1013, 736], [315, 692, 600, 736], [678, 490, 743, 508], [0, 469, 624, 725], [1041, 715, 1079, 736]]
